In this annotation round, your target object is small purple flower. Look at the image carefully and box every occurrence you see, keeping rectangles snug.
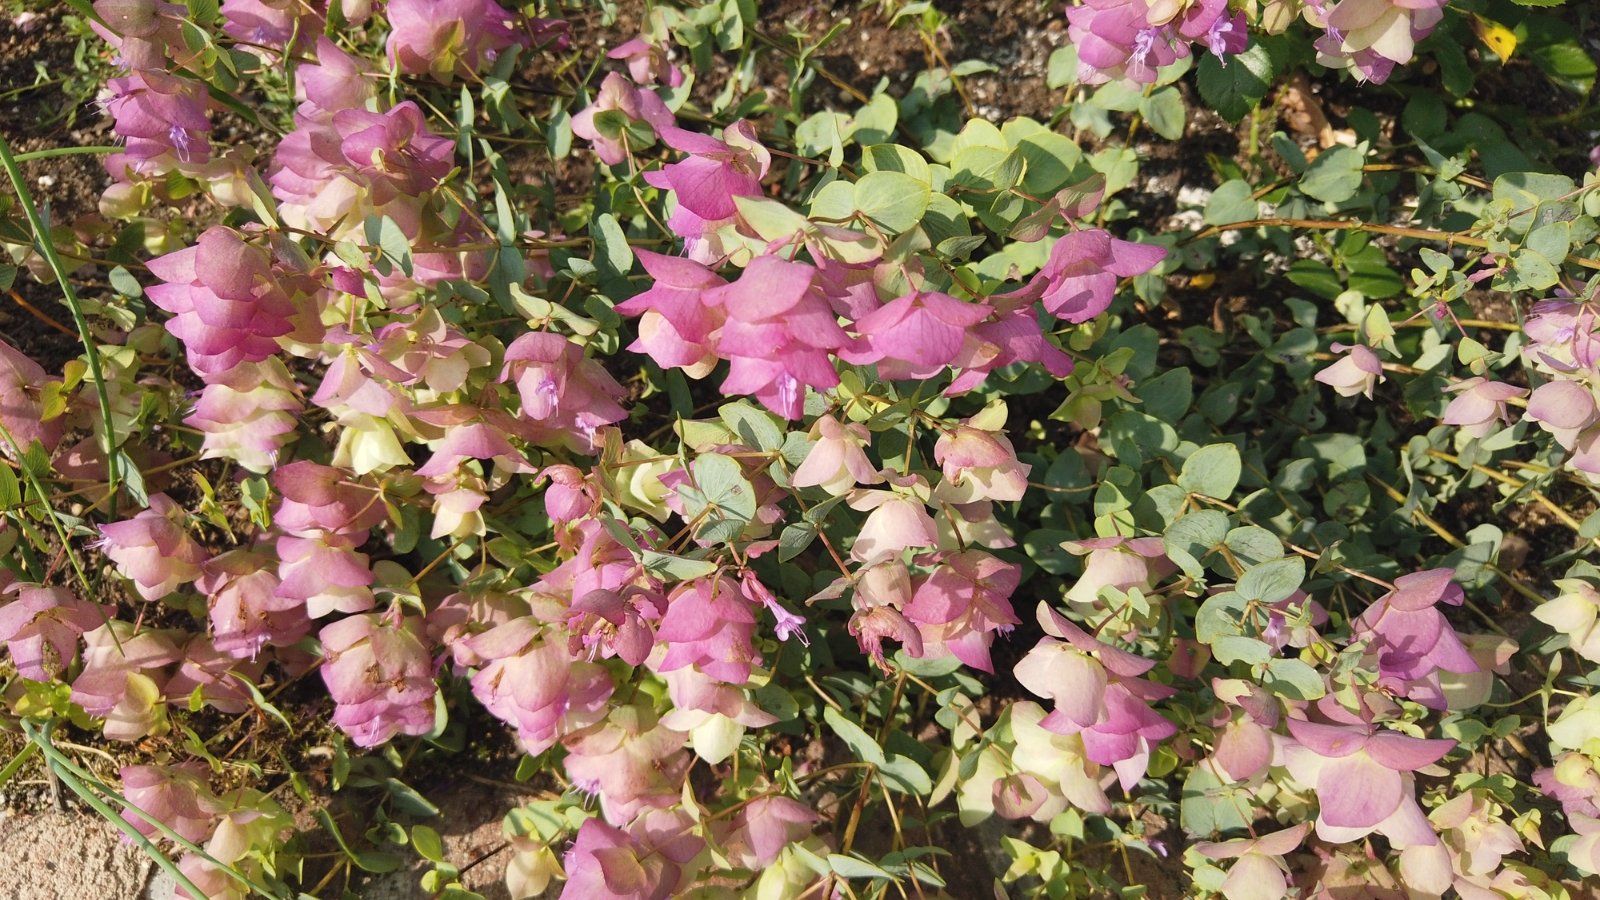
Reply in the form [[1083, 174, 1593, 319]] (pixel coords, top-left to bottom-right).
[[1205, 12, 1248, 58], [101, 70, 211, 179], [741, 572, 809, 646]]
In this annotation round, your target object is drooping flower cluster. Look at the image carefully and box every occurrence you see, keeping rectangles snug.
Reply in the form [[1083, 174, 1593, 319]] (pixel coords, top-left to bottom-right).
[[1285, 716, 1455, 846], [93, 0, 212, 185], [31, 3, 1593, 898], [1015, 603, 1178, 790], [319, 610, 436, 746], [119, 764, 291, 899], [0, 338, 65, 456], [1305, 0, 1450, 83], [1065, 0, 1248, 85], [96, 493, 208, 601], [1062, 0, 1452, 86], [1351, 568, 1478, 709], [0, 581, 107, 681], [1315, 341, 1385, 398], [385, 0, 532, 82], [185, 358, 304, 471], [145, 227, 304, 379]]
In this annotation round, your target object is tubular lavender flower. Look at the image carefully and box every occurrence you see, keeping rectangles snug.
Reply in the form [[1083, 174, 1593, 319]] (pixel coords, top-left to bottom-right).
[[101, 69, 212, 179]]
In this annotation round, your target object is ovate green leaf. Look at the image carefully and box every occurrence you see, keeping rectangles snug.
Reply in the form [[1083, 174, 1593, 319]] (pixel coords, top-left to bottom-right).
[[1179, 444, 1242, 499], [853, 171, 931, 234]]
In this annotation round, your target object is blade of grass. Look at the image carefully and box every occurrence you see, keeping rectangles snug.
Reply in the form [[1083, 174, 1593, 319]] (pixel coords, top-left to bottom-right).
[[0, 742, 38, 789], [12, 146, 121, 164], [20, 720, 210, 900], [22, 719, 287, 898], [0, 419, 122, 652], [0, 133, 121, 508]]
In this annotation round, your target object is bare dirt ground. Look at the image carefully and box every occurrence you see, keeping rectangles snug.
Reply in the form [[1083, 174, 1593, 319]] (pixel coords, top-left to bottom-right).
[[0, 809, 153, 898]]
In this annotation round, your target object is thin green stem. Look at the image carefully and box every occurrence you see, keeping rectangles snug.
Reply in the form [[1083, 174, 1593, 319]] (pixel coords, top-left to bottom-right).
[[1424, 448, 1600, 549], [0, 419, 122, 653], [12, 145, 122, 163], [1366, 474, 1545, 620], [1188, 215, 1600, 272], [0, 133, 121, 507], [23, 720, 286, 898]]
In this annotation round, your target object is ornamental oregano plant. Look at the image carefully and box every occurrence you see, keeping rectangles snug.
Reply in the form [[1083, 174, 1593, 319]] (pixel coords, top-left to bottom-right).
[[0, 0, 1598, 898]]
